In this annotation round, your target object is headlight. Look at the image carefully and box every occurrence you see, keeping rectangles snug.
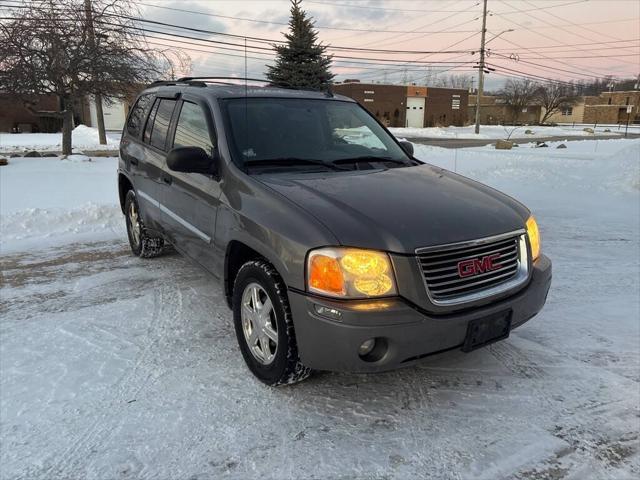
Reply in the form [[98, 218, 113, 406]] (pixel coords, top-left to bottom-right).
[[526, 215, 541, 261], [307, 247, 397, 298]]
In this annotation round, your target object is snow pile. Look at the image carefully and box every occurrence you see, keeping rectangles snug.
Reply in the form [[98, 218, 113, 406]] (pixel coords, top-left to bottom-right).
[[414, 138, 640, 195], [0, 156, 125, 253], [0, 125, 121, 153], [1, 203, 124, 252], [390, 124, 624, 140]]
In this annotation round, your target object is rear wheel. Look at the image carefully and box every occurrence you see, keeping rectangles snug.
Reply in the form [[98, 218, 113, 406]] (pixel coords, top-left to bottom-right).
[[232, 260, 311, 386], [124, 190, 164, 258]]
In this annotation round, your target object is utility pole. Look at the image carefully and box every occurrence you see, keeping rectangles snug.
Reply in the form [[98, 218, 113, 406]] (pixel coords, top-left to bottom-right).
[[474, 0, 488, 135], [84, 0, 107, 145]]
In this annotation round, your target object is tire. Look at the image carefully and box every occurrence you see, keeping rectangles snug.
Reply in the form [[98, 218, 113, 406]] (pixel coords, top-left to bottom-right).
[[232, 260, 311, 386], [124, 190, 165, 258]]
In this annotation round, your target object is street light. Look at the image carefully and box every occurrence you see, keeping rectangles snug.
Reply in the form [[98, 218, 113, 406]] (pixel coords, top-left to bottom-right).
[[486, 29, 515, 46], [473, 16, 515, 134]]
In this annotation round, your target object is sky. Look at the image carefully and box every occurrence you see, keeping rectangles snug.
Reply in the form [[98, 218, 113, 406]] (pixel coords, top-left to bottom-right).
[[138, 0, 640, 90]]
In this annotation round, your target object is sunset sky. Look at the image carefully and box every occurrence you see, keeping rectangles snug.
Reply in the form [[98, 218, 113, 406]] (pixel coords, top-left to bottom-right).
[[138, 0, 640, 90]]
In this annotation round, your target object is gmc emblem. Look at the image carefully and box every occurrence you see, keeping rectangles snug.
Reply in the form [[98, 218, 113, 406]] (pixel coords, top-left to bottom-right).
[[458, 253, 502, 278]]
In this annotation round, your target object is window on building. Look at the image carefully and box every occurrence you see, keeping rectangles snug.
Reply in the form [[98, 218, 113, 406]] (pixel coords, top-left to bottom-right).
[[608, 98, 612, 105], [126, 94, 153, 138], [626, 97, 630, 105], [172, 102, 213, 154], [149, 99, 177, 150], [561, 107, 573, 116]]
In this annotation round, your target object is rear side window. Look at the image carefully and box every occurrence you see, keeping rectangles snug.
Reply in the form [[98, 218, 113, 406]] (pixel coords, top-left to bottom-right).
[[126, 94, 153, 138], [143, 99, 160, 144], [149, 99, 176, 150], [172, 102, 213, 153]]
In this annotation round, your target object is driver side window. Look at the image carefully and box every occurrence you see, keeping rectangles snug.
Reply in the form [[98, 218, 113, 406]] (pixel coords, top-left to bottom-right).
[[172, 101, 214, 155]]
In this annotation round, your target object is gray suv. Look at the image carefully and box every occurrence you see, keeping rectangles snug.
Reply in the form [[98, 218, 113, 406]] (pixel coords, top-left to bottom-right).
[[118, 77, 552, 386]]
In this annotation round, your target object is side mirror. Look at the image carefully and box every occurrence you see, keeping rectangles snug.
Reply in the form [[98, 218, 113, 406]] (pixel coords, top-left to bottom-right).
[[399, 140, 414, 157], [167, 146, 216, 175]]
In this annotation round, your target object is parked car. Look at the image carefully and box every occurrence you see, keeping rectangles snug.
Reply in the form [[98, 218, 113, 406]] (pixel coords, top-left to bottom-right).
[[118, 78, 552, 386]]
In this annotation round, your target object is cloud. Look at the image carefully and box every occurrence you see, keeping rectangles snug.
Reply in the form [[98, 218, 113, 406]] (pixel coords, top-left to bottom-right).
[[141, 1, 227, 34]]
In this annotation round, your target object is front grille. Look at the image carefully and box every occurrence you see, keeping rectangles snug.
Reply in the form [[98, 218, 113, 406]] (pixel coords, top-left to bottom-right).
[[416, 232, 528, 305]]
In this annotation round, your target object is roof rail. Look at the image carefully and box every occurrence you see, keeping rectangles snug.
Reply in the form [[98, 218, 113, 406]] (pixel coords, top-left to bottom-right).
[[147, 79, 207, 88], [160, 76, 335, 97]]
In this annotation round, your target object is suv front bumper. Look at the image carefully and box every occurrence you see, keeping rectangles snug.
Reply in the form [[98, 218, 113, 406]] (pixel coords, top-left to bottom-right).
[[289, 255, 551, 372]]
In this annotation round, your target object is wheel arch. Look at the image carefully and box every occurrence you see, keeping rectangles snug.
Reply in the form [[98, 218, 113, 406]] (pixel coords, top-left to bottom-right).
[[118, 173, 134, 214], [224, 240, 273, 309]]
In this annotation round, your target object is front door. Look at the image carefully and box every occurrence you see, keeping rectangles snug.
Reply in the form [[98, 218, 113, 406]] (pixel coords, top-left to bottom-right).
[[160, 97, 222, 274], [406, 97, 425, 128]]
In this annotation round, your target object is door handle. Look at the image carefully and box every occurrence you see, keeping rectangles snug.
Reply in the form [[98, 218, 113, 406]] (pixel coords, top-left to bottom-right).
[[162, 175, 173, 185]]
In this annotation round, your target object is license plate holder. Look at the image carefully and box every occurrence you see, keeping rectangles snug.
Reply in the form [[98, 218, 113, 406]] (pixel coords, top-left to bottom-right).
[[462, 311, 512, 352]]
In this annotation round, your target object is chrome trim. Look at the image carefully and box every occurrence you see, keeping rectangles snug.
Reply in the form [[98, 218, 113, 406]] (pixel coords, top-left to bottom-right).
[[415, 230, 529, 307], [415, 229, 525, 254], [137, 189, 211, 243]]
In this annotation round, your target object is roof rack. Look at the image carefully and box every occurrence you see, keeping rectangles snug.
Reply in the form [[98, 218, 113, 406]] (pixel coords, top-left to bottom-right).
[[151, 77, 334, 97], [147, 79, 207, 88], [177, 76, 271, 85]]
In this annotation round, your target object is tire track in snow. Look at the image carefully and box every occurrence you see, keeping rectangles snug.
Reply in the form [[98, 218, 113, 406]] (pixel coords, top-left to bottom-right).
[[44, 276, 185, 478]]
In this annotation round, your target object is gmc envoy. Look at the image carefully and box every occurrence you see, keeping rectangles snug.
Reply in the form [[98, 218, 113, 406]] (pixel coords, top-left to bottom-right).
[[118, 78, 552, 385]]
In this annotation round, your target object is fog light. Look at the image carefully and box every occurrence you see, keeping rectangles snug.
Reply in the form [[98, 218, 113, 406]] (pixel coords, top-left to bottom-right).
[[358, 338, 376, 356], [314, 304, 342, 320]]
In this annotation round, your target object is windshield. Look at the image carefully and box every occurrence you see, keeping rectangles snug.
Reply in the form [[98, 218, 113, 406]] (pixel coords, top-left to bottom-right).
[[221, 98, 412, 170]]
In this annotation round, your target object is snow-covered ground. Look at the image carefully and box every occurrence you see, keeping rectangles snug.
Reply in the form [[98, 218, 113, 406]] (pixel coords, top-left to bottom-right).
[[389, 124, 635, 139], [0, 125, 121, 153], [1, 139, 639, 479], [0, 155, 124, 254]]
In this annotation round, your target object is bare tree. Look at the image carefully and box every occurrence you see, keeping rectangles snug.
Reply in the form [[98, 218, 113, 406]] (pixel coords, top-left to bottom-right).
[[537, 82, 579, 124], [0, 0, 189, 155], [433, 74, 473, 90], [500, 79, 538, 124]]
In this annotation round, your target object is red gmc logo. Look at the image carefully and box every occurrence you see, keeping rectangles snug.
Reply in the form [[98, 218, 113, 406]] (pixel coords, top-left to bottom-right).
[[458, 254, 502, 278]]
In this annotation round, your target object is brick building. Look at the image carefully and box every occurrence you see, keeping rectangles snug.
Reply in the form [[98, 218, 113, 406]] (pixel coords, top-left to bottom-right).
[[333, 81, 469, 128], [583, 91, 640, 125], [0, 94, 63, 133], [1, 92, 136, 133], [468, 95, 542, 125], [535, 91, 640, 125]]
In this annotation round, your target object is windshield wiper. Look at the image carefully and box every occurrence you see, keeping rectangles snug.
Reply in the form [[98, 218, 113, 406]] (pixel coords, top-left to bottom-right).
[[331, 156, 411, 167], [245, 158, 349, 171]]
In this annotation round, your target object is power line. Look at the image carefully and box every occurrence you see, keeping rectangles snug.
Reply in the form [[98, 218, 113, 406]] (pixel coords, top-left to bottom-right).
[[355, 1, 478, 49], [128, 0, 479, 35], [494, 0, 640, 67], [0, 14, 481, 69], [521, 0, 638, 51], [490, 38, 640, 51], [0, 0, 481, 55]]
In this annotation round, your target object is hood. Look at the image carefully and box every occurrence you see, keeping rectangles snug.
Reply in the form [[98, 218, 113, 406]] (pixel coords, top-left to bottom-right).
[[257, 164, 529, 253]]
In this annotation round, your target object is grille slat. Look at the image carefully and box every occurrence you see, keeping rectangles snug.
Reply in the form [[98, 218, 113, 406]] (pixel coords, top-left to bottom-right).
[[420, 243, 516, 267], [417, 233, 526, 304], [428, 262, 519, 287], [429, 265, 519, 292], [421, 238, 515, 261], [423, 251, 519, 280]]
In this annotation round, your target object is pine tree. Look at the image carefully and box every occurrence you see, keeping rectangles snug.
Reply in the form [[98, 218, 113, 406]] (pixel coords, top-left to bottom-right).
[[266, 0, 334, 90]]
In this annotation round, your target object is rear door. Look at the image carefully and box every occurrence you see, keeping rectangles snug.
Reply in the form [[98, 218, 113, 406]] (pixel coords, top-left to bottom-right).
[[160, 96, 222, 272], [135, 95, 178, 233], [120, 93, 166, 230]]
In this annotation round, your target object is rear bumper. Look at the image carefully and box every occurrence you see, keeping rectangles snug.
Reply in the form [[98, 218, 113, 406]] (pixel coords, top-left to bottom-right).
[[290, 254, 552, 372]]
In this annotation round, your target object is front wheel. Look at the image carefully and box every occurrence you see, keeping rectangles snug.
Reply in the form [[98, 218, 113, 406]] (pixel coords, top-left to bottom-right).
[[124, 190, 164, 258], [232, 260, 311, 386]]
